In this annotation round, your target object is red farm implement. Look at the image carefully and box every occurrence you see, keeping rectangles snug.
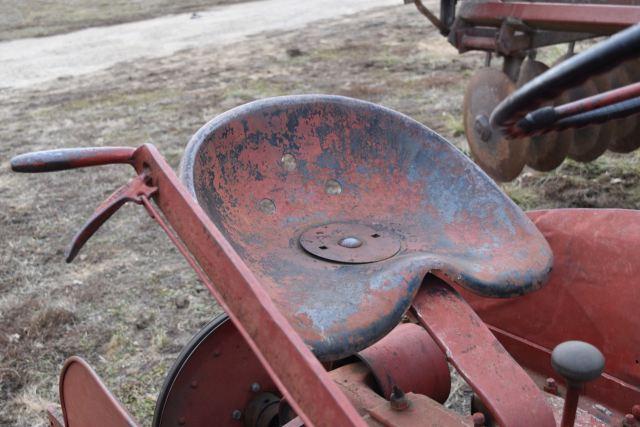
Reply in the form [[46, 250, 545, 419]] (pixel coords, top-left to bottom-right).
[[10, 23, 640, 427], [412, 0, 640, 181]]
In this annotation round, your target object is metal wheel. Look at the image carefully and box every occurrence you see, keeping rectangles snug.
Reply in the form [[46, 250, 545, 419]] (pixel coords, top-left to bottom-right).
[[153, 313, 278, 427]]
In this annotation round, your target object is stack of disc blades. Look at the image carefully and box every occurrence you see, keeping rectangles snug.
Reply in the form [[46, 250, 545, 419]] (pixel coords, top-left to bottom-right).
[[463, 57, 640, 182]]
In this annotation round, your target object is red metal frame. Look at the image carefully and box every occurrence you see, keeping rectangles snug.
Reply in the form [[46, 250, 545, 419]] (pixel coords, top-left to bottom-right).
[[412, 277, 556, 427], [457, 1, 640, 34]]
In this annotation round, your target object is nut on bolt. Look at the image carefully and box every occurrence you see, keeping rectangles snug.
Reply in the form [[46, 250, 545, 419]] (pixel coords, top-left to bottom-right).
[[623, 413, 636, 426], [472, 412, 486, 426], [389, 385, 411, 411], [544, 377, 558, 395], [474, 114, 493, 142]]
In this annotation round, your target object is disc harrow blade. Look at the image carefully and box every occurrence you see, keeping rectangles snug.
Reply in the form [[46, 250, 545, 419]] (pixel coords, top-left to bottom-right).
[[565, 78, 604, 162], [611, 59, 640, 153], [464, 68, 529, 181], [567, 73, 615, 162], [519, 58, 572, 171], [606, 66, 638, 153]]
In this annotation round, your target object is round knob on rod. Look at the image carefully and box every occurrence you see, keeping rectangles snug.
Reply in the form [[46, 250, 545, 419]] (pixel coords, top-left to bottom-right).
[[551, 340, 605, 384], [551, 341, 605, 427]]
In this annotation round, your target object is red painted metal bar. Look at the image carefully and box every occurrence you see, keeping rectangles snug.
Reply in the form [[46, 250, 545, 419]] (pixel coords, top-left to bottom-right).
[[458, 1, 640, 34], [130, 144, 364, 427], [411, 276, 556, 427], [554, 81, 640, 118]]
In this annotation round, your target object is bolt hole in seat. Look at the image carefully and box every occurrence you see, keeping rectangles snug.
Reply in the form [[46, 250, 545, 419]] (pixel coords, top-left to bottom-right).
[[179, 95, 552, 360]]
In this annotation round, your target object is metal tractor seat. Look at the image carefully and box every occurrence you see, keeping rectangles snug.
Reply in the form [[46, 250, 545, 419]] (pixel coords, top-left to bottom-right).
[[179, 95, 552, 361]]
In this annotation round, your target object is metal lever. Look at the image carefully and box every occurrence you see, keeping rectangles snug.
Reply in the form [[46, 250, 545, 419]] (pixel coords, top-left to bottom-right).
[[10, 146, 153, 262], [11, 147, 135, 173], [65, 174, 157, 263], [551, 341, 605, 427]]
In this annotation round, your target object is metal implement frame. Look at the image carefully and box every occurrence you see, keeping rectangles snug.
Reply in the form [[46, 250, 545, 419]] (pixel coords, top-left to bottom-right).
[[13, 145, 364, 426], [11, 140, 561, 426], [128, 144, 365, 426], [457, 1, 640, 34]]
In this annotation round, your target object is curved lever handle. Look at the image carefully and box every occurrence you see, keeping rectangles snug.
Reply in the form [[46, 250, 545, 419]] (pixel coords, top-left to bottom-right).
[[11, 147, 135, 173], [65, 174, 157, 263]]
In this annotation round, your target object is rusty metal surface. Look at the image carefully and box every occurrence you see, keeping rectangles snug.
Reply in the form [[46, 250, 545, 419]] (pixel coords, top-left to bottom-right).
[[516, 58, 574, 171], [179, 95, 551, 362], [12, 143, 366, 426], [299, 222, 401, 264], [367, 393, 470, 427], [12, 96, 555, 426], [181, 96, 551, 360], [411, 276, 556, 427], [568, 74, 615, 162], [132, 143, 365, 426], [463, 68, 529, 181], [356, 323, 450, 403], [153, 313, 277, 427], [457, 208, 640, 418], [329, 362, 472, 427], [59, 356, 138, 427], [458, 1, 640, 34], [552, 53, 602, 163]]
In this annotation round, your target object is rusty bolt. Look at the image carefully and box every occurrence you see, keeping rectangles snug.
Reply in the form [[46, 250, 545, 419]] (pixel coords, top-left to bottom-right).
[[544, 377, 558, 395], [632, 405, 640, 420], [389, 385, 411, 411], [474, 115, 492, 142], [623, 414, 636, 426], [472, 412, 486, 426]]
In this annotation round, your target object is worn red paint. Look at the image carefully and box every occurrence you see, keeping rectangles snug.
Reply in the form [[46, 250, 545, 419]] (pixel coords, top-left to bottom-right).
[[457, 209, 640, 423], [18, 96, 634, 427], [180, 95, 552, 360], [411, 276, 557, 427], [458, 1, 640, 34], [58, 357, 137, 426], [357, 323, 450, 403]]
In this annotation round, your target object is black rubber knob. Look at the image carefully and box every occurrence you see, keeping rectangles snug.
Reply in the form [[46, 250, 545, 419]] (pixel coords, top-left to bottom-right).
[[551, 341, 605, 384]]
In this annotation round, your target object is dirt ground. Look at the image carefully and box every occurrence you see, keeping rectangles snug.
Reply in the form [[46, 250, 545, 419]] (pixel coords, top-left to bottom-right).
[[0, 0, 255, 41], [1, 2, 640, 426]]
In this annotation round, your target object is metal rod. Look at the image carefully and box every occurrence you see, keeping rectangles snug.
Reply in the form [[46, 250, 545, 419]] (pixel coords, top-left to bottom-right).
[[413, 0, 447, 34], [560, 384, 582, 427]]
